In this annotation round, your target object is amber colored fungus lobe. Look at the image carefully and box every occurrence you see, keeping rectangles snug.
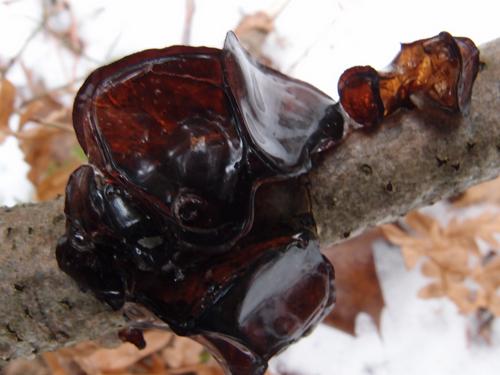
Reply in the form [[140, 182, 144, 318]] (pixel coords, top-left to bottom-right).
[[337, 66, 384, 127], [57, 31, 339, 375], [338, 32, 480, 127]]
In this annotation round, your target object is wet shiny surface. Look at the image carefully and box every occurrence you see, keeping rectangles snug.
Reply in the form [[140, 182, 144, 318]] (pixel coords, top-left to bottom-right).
[[58, 32, 339, 374], [57, 31, 478, 374], [338, 32, 480, 127], [223, 32, 340, 172]]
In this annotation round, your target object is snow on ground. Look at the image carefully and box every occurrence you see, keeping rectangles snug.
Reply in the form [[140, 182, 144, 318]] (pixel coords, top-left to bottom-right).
[[1, 0, 500, 374], [272, 235, 500, 374]]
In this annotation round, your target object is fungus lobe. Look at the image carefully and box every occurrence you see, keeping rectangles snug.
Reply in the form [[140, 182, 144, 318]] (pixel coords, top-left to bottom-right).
[[58, 32, 341, 375], [57, 31, 478, 374], [338, 32, 480, 127]]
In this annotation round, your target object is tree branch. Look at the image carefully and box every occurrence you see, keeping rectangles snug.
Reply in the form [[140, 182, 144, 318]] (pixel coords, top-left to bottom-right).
[[311, 38, 500, 245], [0, 199, 127, 368], [1, 38, 500, 368]]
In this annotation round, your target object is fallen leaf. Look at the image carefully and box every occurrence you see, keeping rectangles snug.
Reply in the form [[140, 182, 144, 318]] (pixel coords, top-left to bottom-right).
[[169, 364, 225, 375], [381, 224, 428, 265], [3, 356, 50, 375], [490, 295, 500, 316], [472, 253, 500, 306], [162, 335, 204, 368], [19, 126, 84, 200], [0, 78, 16, 143], [322, 228, 385, 335], [446, 282, 483, 314], [12, 329, 228, 375], [42, 351, 76, 375], [77, 330, 172, 373], [400, 245, 424, 269], [452, 177, 500, 207], [18, 96, 63, 130], [383, 208, 500, 318], [445, 213, 500, 253], [418, 282, 446, 299], [17, 97, 85, 200], [421, 260, 441, 277], [428, 247, 469, 275], [405, 211, 435, 235], [41, 341, 99, 375]]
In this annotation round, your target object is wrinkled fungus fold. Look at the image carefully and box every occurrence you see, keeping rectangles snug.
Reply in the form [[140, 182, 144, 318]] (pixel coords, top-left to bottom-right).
[[57, 31, 478, 374], [338, 32, 479, 127]]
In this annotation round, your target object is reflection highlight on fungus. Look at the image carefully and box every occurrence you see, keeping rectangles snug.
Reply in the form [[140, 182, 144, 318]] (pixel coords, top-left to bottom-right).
[[57, 31, 478, 374]]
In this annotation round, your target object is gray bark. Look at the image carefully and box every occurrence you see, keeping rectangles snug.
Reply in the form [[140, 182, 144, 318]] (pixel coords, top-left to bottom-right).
[[0, 199, 127, 369], [1, 38, 499, 368]]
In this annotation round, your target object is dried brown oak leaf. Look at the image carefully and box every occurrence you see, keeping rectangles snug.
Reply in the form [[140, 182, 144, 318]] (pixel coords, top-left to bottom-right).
[[17, 97, 85, 200], [382, 211, 500, 315], [0, 78, 16, 143], [15, 330, 225, 375], [322, 228, 385, 335], [452, 177, 500, 207], [99, 331, 224, 374], [471, 254, 500, 316]]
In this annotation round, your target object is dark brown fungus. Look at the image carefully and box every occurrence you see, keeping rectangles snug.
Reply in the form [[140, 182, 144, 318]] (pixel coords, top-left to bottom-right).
[[338, 32, 480, 127], [57, 31, 478, 374], [58, 31, 338, 375]]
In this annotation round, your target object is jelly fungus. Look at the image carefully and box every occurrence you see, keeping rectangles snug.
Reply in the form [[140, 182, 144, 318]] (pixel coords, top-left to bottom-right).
[[338, 32, 480, 127], [57, 31, 478, 374]]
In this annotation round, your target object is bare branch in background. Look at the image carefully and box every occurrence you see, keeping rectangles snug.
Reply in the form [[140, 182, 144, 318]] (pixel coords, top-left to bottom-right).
[[0, 24, 43, 76], [182, 0, 195, 45]]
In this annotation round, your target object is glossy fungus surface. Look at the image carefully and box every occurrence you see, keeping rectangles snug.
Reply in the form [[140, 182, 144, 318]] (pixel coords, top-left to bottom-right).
[[58, 32, 340, 375], [57, 31, 479, 374], [338, 32, 480, 127]]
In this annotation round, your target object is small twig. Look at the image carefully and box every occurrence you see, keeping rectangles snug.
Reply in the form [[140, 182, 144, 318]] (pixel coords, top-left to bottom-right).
[[0, 127, 30, 140], [266, 0, 292, 20], [19, 76, 84, 108], [104, 32, 123, 61], [286, 19, 336, 74], [45, 27, 99, 63], [0, 117, 72, 140], [29, 117, 73, 132], [181, 0, 195, 45], [1, 23, 43, 76], [1, 0, 25, 4]]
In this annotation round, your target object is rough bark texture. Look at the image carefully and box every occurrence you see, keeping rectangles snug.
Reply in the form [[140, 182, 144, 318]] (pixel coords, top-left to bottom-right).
[[1, 38, 499, 368], [0, 199, 127, 368]]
